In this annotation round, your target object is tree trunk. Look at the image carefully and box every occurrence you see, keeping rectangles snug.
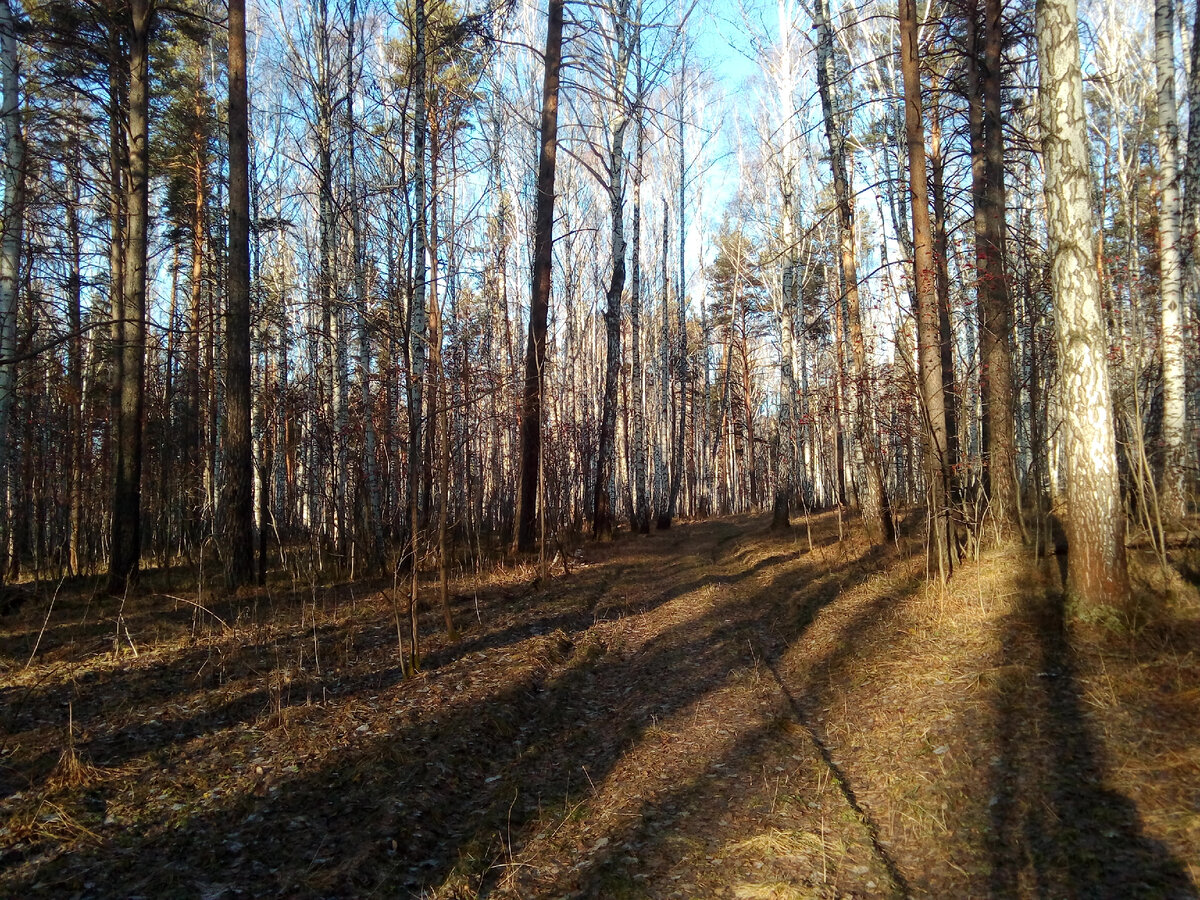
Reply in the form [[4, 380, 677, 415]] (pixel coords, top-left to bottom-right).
[[222, 0, 254, 589], [900, 0, 952, 577], [348, 0, 385, 572], [968, 0, 1021, 540], [66, 144, 84, 574], [772, 11, 797, 531], [593, 3, 632, 541], [666, 97, 687, 526], [515, 0, 564, 552], [1037, 0, 1130, 609], [593, 139, 627, 539], [1155, 0, 1188, 520], [630, 117, 650, 534], [928, 79, 959, 495], [109, 0, 153, 595], [0, 0, 22, 583], [812, 0, 894, 545], [186, 104, 205, 547], [408, 0, 429, 672], [655, 203, 670, 526]]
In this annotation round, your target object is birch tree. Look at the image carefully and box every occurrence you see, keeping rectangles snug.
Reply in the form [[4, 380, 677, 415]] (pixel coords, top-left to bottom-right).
[[590, 0, 635, 540], [1037, 0, 1130, 608], [1155, 0, 1187, 520], [769, 0, 798, 531]]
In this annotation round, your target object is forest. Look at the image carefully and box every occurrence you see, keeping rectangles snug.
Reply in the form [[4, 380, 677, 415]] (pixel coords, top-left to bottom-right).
[[0, 0, 1198, 893]]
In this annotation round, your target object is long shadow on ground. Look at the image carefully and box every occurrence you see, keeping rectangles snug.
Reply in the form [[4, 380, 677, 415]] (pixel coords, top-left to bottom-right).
[[987, 583, 1197, 899], [0, 518, 876, 897]]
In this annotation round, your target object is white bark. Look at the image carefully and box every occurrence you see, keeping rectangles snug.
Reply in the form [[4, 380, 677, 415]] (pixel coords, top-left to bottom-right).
[[1156, 0, 1188, 518], [1038, 0, 1130, 607]]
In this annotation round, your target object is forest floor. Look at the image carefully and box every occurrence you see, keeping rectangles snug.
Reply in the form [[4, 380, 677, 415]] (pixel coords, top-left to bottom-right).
[[1, 511, 1199, 899]]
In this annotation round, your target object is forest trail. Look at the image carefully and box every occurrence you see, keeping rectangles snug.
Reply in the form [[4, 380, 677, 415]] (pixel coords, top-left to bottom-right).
[[1, 512, 1198, 898]]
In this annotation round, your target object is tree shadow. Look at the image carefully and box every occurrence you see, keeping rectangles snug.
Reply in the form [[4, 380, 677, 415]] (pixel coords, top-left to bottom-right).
[[559, 549, 921, 899], [986, 585, 1197, 899], [2, 515, 892, 898]]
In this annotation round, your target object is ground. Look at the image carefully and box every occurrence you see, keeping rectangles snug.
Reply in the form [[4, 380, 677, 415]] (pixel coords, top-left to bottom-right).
[[1, 511, 1198, 899]]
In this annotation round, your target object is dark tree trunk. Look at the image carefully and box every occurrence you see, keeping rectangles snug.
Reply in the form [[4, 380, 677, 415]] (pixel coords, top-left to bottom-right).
[[515, 0, 563, 552], [222, 0, 254, 589], [109, 0, 153, 595], [968, 0, 1021, 539]]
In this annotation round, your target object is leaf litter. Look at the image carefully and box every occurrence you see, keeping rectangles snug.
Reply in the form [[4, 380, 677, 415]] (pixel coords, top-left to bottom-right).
[[0, 511, 1197, 898]]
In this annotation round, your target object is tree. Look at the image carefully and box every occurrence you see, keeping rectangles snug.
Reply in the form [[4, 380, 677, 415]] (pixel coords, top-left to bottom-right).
[[0, 0, 22, 582], [221, 0, 254, 589], [109, 0, 155, 595], [590, 0, 635, 541], [769, 0, 799, 532], [967, 0, 1021, 540], [630, 107, 650, 534], [1154, 0, 1187, 520], [811, 0, 894, 545], [1037, 0, 1130, 608], [408, 0, 430, 672], [514, 0, 564, 554], [900, 0, 953, 577]]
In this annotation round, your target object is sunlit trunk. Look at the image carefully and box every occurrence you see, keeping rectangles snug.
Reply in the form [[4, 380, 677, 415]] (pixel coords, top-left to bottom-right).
[[1037, 0, 1130, 608]]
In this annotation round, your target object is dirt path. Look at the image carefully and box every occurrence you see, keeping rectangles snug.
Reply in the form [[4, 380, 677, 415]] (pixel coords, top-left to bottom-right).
[[1, 513, 1197, 898]]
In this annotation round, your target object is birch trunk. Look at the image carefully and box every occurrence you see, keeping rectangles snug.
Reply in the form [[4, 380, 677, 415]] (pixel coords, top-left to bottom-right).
[[667, 91, 687, 525], [593, 115, 627, 539], [631, 116, 650, 533], [348, 0, 385, 571], [655, 203, 670, 525], [593, 2, 632, 541], [928, 79, 959, 489], [772, 0, 797, 531], [1037, 0, 1130, 609], [1156, 0, 1188, 519]]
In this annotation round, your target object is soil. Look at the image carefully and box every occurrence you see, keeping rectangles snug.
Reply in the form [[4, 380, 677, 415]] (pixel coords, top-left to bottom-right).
[[1, 511, 1198, 899]]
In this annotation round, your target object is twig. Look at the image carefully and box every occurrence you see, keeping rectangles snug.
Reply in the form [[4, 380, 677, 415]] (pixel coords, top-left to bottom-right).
[[25, 577, 66, 669], [164, 594, 231, 631]]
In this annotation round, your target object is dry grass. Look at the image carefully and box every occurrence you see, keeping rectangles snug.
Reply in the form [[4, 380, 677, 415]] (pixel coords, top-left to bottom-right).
[[1, 513, 1197, 898], [731, 881, 824, 899], [728, 828, 836, 860]]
